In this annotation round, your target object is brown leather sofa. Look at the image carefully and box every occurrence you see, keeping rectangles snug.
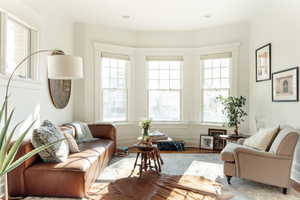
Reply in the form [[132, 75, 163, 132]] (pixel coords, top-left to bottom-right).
[[220, 127, 299, 194], [8, 123, 116, 198]]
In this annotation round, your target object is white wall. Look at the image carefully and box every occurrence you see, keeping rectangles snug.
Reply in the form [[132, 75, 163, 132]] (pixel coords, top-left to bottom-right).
[[73, 22, 250, 147], [0, 0, 74, 137], [249, 0, 300, 132]]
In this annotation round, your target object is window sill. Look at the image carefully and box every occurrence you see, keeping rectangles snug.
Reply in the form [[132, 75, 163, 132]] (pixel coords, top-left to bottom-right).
[[0, 73, 42, 90]]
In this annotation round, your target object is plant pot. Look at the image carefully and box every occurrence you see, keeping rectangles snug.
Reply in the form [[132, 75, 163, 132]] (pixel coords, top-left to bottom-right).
[[0, 174, 8, 200], [142, 128, 149, 138]]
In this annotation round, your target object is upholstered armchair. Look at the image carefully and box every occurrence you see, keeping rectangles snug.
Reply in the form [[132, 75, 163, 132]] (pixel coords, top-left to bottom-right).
[[220, 128, 299, 194]]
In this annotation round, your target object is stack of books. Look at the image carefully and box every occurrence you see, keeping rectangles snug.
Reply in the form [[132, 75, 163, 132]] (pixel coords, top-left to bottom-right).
[[148, 131, 169, 142]]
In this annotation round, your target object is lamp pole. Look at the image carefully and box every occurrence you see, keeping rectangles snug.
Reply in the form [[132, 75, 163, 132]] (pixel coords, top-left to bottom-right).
[[4, 49, 64, 121]]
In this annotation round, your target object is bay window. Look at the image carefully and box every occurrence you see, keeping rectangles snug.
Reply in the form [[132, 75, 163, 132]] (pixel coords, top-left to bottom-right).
[[147, 57, 182, 121], [200, 53, 232, 123], [101, 53, 129, 122]]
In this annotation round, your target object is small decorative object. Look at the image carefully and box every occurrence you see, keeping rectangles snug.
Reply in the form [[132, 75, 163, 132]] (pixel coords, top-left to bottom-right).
[[256, 43, 271, 82], [139, 119, 152, 141], [217, 96, 247, 135], [200, 135, 214, 150], [208, 129, 227, 151], [272, 67, 299, 102]]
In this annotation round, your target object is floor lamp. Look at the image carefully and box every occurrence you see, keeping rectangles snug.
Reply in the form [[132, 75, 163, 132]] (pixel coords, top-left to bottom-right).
[[0, 49, 83, 200]]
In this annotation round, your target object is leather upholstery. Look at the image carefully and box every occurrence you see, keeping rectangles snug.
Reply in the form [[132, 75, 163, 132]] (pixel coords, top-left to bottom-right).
[[8, 124, 116, 198]]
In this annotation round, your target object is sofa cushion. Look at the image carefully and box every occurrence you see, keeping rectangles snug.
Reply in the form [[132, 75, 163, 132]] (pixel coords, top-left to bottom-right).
[[32, 120, 69, 163], [27, 139, 113, 172], [269, 128, 299, 156], [221, 143, 256, 162], [243, 126, 279, 151]]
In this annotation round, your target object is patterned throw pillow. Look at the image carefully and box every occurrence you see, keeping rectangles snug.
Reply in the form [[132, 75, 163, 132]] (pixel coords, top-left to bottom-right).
[[64, 133, 80, 153], [65, 122, 94, 144], [32, 120, 70, 163]]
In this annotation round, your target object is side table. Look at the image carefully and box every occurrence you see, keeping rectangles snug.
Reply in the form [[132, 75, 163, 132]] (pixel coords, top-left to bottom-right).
[[130, 145, 163, 177], [218, 134, 249, 147]]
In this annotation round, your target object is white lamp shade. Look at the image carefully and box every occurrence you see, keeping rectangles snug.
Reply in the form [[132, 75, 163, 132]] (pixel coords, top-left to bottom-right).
[[47, 55, 83, 79]]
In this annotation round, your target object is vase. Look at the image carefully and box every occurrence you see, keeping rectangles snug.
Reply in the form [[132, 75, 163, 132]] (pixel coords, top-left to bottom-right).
[[142, 128, 149, 138], [234, 126, 239, 135], [0, 174, 8, 200]]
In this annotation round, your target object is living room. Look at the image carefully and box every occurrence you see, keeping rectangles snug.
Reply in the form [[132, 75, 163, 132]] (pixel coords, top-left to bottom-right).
[[0, 0, 300, 199]]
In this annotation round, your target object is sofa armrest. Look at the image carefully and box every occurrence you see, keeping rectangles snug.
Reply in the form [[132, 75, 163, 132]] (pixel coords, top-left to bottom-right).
[[88, 123, 117, 151], [234, 147, 290, 160], [234, 147, 292, 187]]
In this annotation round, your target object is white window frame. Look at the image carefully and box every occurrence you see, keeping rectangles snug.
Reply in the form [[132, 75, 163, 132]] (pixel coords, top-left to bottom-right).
[[146, 59, 183, 122], [0, 11, 38, 81], [200, 54, 233, 124], [100, 55, 129, 122]]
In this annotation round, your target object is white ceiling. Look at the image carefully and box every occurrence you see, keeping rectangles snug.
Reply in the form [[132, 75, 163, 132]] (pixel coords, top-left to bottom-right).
[[23, 0, 268, 31]]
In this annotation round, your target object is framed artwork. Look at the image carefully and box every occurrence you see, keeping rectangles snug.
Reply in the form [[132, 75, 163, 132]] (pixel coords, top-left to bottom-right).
[[200, 135, 214, 150], [208, 129, 227, 150], [272, 67, 299, 102], [256, 43, 271, 82]]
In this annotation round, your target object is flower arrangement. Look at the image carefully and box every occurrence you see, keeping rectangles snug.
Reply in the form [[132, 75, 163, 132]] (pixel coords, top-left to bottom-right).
[[139, 119, 152, 140]]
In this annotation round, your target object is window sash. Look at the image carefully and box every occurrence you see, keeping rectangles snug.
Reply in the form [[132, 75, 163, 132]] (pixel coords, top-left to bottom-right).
[[148, 89, 181, 121], [200, 57, 231, 123], [101, 56, 129, 122], [4, 16, 33, 79], [102, 88, 128, 122]]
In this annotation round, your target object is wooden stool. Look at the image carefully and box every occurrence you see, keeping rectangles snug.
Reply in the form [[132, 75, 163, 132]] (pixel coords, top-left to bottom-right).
[[130, 145, 163, 177]]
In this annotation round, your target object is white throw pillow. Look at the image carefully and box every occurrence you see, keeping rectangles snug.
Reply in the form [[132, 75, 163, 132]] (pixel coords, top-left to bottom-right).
[[244, 126, 280, 151]]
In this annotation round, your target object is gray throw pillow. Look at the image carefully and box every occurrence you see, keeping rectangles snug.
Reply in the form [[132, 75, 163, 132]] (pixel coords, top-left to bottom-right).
[[32, 120, 69, 163], [65, 122, 94, 144]]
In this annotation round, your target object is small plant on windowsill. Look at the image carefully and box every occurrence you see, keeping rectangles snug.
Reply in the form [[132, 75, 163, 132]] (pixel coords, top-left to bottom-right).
[[217, 96, 247, 135]]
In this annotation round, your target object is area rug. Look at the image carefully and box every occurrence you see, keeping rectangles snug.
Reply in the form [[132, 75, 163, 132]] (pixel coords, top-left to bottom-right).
[[24, 153, 300, 200], [88, 171, 233, 200]]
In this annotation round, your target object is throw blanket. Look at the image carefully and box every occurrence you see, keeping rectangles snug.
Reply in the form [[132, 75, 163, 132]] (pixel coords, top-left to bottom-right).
[[64, 122, 96, 143]]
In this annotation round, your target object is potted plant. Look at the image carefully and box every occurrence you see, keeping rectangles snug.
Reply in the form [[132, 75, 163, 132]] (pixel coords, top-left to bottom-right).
[[217, 96, 247, 135]]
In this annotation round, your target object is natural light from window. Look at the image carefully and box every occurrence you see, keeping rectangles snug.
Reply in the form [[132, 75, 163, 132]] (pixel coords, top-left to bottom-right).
[[148, 59, 181, 121], [5, 17, 31, 79], [201, 55, 231, 123], [101, 56, 128, 122]]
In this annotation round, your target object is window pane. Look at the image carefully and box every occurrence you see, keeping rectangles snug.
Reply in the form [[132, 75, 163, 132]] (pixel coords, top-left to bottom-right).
[[103, 89, 127, 121], [160, 80, 169, 89], [149, 70, 159, 79], [201, 56, 231, 123], [101, 56, 129, 121], [160, 70, 169, 79], [149, 90, 180, 121], [170, 70, 180, 79], [5, 18, 30, 78], [170, 80, 180, 89], [149, 80, 159, 89], [202, 89, 228, 123]]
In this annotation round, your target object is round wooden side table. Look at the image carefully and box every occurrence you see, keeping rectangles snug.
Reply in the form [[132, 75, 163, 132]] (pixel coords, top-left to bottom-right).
[[130, 145, 163, 177]]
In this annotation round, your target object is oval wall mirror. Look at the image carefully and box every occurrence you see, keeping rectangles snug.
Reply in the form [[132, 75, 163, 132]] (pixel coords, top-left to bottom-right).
[[48, 79, 71, 109]]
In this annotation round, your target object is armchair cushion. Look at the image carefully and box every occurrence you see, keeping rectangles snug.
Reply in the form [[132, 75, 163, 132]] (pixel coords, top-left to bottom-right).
[[221, 143, 256, 162], [243, 126, 279, 151]]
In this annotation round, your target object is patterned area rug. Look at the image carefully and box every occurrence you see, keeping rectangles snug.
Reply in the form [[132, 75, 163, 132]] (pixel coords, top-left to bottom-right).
[[24, 153, 300, 200]]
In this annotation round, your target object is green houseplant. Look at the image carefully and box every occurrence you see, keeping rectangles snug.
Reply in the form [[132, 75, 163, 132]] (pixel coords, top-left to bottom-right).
[[0, 49, 83, 200], [139, 119, 152, 139], [217, 96, 247, 135]]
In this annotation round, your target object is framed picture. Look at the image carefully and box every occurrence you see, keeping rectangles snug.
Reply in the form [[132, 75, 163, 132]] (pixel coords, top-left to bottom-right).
[[272, 67, 299, 102], [200, 135, 214, 150], [208, 129, 227, 150], [256, 43, 271, 82]]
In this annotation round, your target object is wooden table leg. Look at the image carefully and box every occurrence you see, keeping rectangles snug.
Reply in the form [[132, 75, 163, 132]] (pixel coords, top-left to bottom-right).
[[130, 152, 140, 176]]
